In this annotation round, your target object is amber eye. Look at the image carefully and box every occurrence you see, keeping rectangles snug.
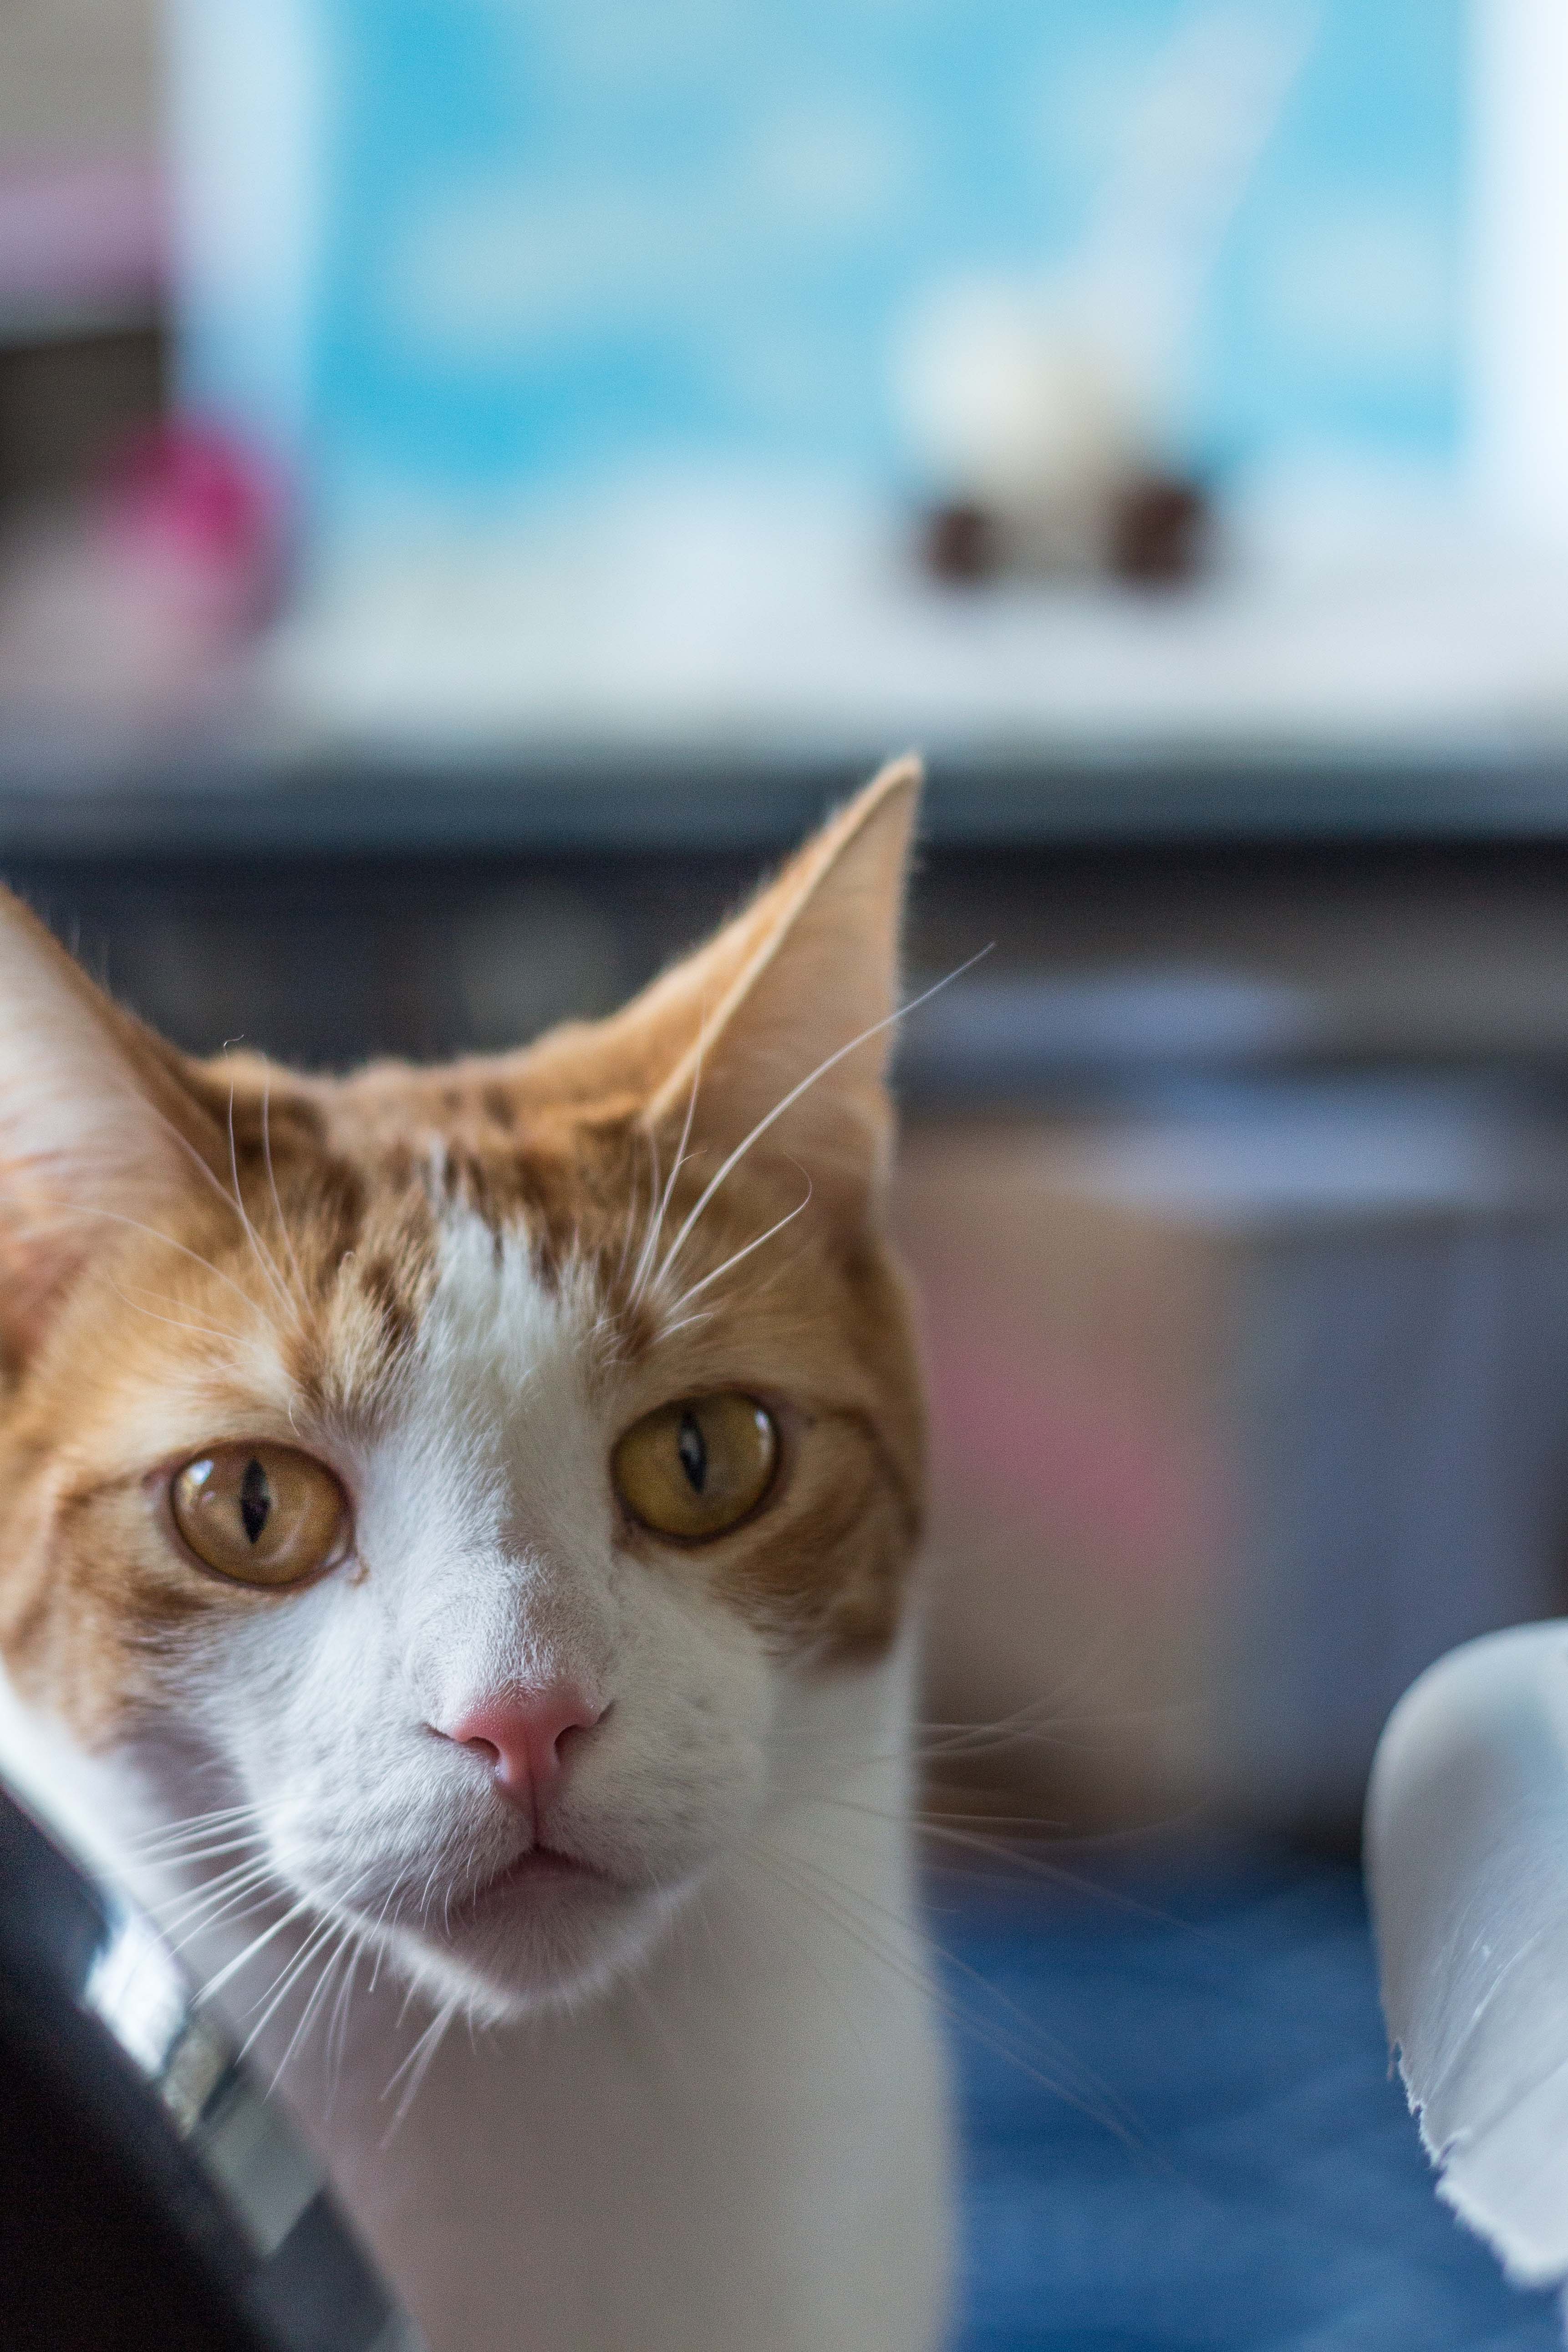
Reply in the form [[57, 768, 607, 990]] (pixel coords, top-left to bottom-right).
[[170, 1444, 350, 1589], [612, 1394, 779, 1541]]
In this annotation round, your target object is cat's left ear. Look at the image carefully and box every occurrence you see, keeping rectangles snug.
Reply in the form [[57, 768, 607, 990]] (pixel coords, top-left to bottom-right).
[[0, 888, 224, 1362], [607, 755, 921, 1220]]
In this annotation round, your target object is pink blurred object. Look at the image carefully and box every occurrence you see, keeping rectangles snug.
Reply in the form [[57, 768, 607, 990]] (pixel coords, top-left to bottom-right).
[[0, 164, 289, 725], [0, 425, 286, 723], [97, 423, 284, 631]]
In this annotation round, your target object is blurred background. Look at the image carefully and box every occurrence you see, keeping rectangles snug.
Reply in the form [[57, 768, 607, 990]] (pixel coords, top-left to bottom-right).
[[9, 3, 1568, 2341]]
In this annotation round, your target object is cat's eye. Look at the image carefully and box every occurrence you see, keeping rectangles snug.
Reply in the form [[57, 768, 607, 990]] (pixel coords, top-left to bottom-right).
[[612, 1394, 779, 1541], [170, 1444, 350, 1588]]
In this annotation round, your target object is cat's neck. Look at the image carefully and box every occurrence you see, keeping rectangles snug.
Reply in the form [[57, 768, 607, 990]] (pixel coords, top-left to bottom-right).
[[3, 1649, 952, 2352]]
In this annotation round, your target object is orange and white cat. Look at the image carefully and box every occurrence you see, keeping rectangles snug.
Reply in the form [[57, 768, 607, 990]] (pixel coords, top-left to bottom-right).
[[0, 762, 952, 2351]]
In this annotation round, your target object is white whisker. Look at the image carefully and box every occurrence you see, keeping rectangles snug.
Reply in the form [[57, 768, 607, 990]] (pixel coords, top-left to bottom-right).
[[659, 1180, 811, 1324], [225, 1070, 301, 1333], [261, 1082, 311, 1319], [162, 1865, 280, 1952], [628, 1016, 708, 1309], [128, 1802, 263, 1854], [143, 1829, 268, 1871], [237, 1914, 342, 2063], [383, 1998, 459, 2132], [656, 949, 991, 1287], [196, 1895, 316, 2006], [108, 1283, 247, 1348], [754, 1833, 1142, 2147], [269, 1916, 361, 2092], [324, 1931, 368, 2094], [0, 1192, 272, 1327]]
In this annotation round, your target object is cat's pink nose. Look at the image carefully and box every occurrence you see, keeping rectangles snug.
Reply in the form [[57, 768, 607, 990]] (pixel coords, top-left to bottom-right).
[[440, 1685, 604, 1812]]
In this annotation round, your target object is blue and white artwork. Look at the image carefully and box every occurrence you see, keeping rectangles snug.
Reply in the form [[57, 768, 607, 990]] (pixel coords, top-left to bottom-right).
[[173, 0, 1466, 553]]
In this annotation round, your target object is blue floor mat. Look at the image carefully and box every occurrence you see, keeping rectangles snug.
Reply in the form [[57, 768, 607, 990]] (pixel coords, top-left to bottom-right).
[[935, 1847, 1562, 2351]]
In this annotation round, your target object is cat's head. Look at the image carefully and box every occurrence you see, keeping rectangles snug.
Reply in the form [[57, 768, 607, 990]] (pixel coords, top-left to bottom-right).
[[0, 764, 926, 2020]]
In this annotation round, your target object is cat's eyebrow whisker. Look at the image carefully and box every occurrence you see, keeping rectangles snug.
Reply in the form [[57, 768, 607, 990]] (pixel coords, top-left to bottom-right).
[[224, 1072, 305, 1337], [132, 1085, 283, 1250], [627, 1143, 700, 1313], [0, 1190, 275, 1329], [648, 1307, 715, 1344], [626, 1123, 663, 1307], [653, 1229, 813, 1348], [260, 1083, 311, 1321], [655, 947, 992, 1288], [128, 1078, 311, 1342], [107, 1282, 249, 1349], [613, 1140, 645, 1280], [628, 1014, 710, 1311], [658, 1180, 812, 1327]]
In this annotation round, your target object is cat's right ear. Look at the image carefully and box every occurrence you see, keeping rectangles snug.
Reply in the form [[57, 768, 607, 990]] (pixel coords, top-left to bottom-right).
[[0, 888, 224, 1364]]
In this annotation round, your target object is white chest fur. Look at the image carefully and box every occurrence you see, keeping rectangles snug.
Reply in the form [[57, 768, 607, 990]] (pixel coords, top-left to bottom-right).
[[310, 1808, 949, 2350], [2, 1654, 953, 2352]]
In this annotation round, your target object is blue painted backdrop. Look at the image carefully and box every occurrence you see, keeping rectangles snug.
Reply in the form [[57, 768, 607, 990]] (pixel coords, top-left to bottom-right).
[[184, 0, 1467, 535]]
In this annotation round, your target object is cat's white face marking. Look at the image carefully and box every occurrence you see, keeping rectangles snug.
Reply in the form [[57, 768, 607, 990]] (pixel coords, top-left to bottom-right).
[[177, 1210, 777, 2021]]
